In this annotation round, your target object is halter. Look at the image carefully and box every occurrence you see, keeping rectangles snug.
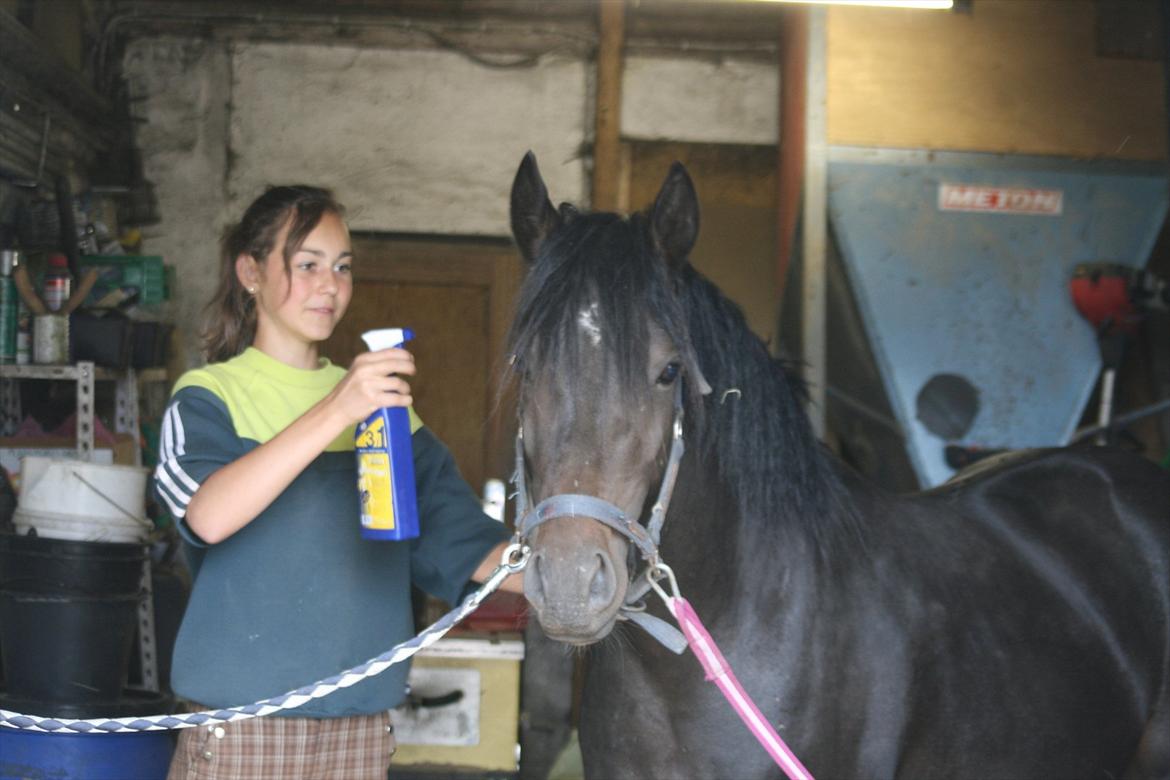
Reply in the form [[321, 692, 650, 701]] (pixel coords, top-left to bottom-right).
[[511, 381, 690, 653]]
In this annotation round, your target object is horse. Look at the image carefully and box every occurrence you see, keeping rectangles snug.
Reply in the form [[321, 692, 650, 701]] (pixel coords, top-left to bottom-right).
[[504, 151, 1170, 780]]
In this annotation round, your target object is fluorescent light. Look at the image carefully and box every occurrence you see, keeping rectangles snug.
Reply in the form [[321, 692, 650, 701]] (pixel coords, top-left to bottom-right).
[[749, 0, 953, 8]]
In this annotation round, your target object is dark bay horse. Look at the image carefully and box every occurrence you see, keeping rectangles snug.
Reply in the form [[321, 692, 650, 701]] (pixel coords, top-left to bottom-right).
[[505, 152, 1170, 780]]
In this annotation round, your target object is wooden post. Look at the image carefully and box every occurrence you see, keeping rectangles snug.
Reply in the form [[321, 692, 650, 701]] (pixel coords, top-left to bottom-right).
[[801, 7, 828, 438], [593, 0, 625, 211]]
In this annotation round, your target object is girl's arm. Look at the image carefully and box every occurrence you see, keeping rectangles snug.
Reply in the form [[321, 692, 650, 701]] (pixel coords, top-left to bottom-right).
[[471, 541, 525, 593], [184, 348, 415, 544]]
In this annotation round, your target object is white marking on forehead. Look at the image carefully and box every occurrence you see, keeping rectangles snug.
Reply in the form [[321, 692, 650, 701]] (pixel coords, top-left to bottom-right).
[[578, 301, 602, 346]]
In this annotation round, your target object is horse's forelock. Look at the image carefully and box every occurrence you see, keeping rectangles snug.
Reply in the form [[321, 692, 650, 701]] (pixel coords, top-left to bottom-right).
[[508, 212, 688, 399]]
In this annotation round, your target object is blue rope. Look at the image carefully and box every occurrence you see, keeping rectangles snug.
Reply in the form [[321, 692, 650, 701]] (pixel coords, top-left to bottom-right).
[[0, 549, 527, 734]]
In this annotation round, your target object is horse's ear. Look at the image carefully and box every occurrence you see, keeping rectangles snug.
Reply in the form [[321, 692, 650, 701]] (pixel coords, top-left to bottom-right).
[[650, 162, 700, 268], [510, 151, 560, 264]]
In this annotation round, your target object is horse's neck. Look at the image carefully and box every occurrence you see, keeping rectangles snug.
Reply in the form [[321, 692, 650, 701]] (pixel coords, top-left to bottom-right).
[[660, 447, 864, 614], [659, 453, 770, 611]]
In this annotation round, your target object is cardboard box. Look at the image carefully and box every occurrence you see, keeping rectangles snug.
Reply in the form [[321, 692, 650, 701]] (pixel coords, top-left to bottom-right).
[[391, 635, 524, 773]]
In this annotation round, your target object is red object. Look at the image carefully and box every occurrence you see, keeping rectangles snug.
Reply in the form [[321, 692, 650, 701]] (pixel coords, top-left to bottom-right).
[[1070, 266, 1139, 334], [455, 590, 528, 633]]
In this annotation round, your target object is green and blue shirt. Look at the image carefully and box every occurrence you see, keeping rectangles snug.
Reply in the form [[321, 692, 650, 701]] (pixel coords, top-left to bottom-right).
[[153, 347, 508, 717]]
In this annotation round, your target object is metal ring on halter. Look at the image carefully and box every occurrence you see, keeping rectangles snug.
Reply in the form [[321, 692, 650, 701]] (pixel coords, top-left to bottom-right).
[[502, 542, 530, 572], [648, 562, 681, 603]]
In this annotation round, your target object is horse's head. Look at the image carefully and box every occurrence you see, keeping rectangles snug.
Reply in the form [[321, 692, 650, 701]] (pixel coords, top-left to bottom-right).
[[507, 152, 711, 645]]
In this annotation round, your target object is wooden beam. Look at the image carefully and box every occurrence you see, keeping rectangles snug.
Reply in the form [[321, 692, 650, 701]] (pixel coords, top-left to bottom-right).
[[592, 0, 625, 211], [776, 7, 807, 298], [801, 7, 827, 438]]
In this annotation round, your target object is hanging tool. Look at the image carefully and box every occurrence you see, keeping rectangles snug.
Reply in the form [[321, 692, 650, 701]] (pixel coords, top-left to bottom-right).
[[1070, 263, 1169, 445]]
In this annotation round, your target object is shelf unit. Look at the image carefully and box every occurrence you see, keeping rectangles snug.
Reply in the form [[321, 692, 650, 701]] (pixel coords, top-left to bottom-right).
[[0, 362, 170, 693], [0, 363, 167, 463]]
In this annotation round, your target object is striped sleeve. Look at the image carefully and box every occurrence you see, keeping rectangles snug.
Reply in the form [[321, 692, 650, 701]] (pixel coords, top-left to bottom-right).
[[153, 385, 244, 546]]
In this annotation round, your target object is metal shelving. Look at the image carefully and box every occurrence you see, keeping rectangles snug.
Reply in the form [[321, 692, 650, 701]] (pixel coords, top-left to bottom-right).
[[0, 363, 166, 462], [0, 362, 170, 693]]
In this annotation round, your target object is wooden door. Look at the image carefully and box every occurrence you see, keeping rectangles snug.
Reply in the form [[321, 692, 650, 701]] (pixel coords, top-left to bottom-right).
[[322, 236, 523, 503]]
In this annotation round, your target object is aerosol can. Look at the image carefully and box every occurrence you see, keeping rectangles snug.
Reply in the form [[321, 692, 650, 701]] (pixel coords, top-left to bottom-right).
[[354, 328, 419, 541]]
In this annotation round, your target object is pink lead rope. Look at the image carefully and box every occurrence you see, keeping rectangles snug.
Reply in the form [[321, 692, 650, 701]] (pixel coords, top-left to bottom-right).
[[664, 595, 816, 780]]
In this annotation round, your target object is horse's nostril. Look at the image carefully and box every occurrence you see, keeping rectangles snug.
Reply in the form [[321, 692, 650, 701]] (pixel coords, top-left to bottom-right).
[[526, 551, 545, 606], [588, 553, 616, 608]]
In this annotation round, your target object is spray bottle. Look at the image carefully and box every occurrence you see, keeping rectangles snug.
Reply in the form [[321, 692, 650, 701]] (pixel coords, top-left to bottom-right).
[[354, 328, 419, 541]]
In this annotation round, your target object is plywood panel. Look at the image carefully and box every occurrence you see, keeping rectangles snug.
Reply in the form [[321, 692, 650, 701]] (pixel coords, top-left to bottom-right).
[[827, 1, 1166, 160], [329, 280, 490, 492], [630, 142, 780, 348], [321, 238, 522, 497]]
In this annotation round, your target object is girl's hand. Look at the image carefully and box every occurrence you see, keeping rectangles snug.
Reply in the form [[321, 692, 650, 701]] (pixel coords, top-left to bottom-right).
[[326, 348, 416, 427]]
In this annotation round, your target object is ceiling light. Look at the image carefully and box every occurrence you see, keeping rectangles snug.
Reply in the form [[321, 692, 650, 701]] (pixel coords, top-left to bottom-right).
[[748, 0, 953, 9]]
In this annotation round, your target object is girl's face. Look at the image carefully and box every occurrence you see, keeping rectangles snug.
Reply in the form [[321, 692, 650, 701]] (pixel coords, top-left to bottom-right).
[[240, 211, 354, 365]]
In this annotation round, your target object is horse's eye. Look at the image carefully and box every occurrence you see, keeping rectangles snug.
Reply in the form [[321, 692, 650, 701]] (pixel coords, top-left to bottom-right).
[[656, 362, 681, 386]]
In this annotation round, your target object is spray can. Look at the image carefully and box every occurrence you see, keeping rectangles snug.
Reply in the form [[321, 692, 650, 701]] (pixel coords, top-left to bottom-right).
[[354, 328, 419, 541], [0, 251, 17, 364], [43, 253, 71, 312]]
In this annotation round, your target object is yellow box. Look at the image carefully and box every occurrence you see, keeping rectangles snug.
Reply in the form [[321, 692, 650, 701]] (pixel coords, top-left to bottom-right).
[[390, 634, 524, 773]]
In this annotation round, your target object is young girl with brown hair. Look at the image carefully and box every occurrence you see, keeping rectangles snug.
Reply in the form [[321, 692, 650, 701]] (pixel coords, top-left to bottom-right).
[[154, 185, 516, 779]]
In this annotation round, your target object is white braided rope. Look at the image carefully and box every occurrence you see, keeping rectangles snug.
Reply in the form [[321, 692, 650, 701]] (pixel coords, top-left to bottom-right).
[[0, 547, 527, 735]]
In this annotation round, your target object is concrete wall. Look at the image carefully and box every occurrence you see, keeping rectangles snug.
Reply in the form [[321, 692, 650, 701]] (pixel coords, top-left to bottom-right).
[[622, 55, 778, 145], [122, 36, 778, 364], [122, 38, 232, 365]]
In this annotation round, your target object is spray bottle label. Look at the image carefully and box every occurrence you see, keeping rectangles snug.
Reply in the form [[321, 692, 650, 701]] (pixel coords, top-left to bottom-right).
[[356, 417, 396, 531]]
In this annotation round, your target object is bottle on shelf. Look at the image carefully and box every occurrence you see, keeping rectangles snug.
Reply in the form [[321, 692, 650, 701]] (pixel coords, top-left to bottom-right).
[[43, 253, 72, 313], [15, 300, 30, 365], [0, 250, 18, 364]]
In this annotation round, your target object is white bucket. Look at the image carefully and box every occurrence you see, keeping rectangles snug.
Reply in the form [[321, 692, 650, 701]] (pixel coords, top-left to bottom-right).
[[13, 506, 151, 544], [18, 457, 149, 524]]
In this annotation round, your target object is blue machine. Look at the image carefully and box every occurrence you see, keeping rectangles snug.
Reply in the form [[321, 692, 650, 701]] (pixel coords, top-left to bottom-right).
[[784, 147, 1168, 488]]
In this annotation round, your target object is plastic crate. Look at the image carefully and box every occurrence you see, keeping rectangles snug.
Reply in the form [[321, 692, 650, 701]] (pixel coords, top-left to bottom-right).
[[78, 255, 169, 307]]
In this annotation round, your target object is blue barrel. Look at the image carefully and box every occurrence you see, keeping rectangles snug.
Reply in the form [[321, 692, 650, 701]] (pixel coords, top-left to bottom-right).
[[0, 728, 175, 780]]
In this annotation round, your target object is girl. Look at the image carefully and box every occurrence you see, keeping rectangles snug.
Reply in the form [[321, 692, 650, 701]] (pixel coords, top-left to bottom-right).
[[153, 185, 516, 779]]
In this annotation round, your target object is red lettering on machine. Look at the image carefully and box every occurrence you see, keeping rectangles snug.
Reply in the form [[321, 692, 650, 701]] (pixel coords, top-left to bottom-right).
[[938, 184, 1063, 216]]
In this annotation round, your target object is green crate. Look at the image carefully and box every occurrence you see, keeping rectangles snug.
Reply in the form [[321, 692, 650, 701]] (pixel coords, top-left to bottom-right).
[[78, 255, 169, 307]]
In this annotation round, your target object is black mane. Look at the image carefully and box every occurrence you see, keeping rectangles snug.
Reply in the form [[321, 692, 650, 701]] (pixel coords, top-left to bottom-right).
[[507, 206, 857, 554]]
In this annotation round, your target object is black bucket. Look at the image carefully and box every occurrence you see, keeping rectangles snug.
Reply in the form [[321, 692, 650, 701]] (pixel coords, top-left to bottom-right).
[[0, 589, 141, 703], [0, 531, 147, 705], [0, 533, 145, 594]]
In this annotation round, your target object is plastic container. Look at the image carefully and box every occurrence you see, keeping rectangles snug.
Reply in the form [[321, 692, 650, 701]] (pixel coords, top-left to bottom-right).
[[0, 532, 145, 706], [0, 532, 146, 594], [0, 724, 174, 780], [43, 252, 72, 312], [354, 327, 419, 541], [0, 688, 174, 721], [19, 456, 149, 523], [12, 506, 150, 544], [0, 588, 141, 703], [77, 255, 168, 307]]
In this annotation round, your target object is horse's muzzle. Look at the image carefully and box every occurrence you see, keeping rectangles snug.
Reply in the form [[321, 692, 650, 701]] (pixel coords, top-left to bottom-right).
[[523, 517, 629, 643]]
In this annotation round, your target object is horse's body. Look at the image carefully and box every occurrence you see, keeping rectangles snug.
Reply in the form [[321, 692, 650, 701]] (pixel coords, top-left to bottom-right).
[[506, 152, 1170, 780]]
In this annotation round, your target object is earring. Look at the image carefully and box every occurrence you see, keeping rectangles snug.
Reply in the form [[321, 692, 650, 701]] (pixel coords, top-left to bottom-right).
[[248, 287, 256, 294]]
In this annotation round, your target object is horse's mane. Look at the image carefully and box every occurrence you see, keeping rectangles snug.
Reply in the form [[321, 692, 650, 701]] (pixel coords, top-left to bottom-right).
[[507, 207, 858, 556]]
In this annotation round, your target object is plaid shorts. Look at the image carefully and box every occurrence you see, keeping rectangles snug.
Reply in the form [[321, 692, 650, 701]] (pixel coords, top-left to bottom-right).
[[166, 706, 397, 780]]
